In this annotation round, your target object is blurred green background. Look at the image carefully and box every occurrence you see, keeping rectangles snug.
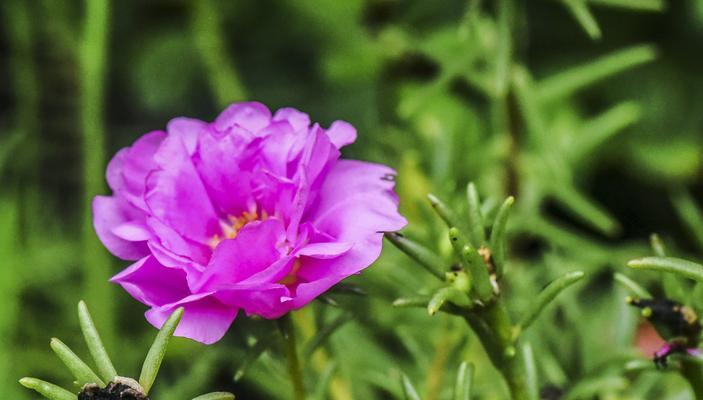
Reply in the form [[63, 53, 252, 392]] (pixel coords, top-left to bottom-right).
[[2, 0, 703, 398]]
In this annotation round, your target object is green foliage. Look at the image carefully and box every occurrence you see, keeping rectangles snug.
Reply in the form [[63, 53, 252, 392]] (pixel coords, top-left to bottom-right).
[[20, 303, 232, 400], [139, 307, 184, 394]]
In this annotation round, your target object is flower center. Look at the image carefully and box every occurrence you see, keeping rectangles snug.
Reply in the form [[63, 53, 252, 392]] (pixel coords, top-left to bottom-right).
[[279, 259, 302, 286], [208, 209, 268, 249]]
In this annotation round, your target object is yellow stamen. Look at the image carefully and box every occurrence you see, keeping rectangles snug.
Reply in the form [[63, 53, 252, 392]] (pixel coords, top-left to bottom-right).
[[279, 259, 302, 286], [208, 209, 269, 249]]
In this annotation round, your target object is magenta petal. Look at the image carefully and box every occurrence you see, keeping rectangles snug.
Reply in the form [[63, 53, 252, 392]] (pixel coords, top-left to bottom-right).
[[291, 235, 385, 310], [111, 221, 151, 241], [284, 126, 339, 241], [298, 234, 383, 282], [288, 274, 346, 311], [146, 217, 210, 267], [296, 241, 352, 258], [196, 130, 256, 215], [237, 255, 295, 287], [195, 219, 286, 291], [145, 293, 238, 344], [145, 136, 219, 242], [326, 120, 357, 148], [120, 131, 167, 210], [214, 102, 272, 133], [167, 117, 207, 154], [310, 160, 407, 240], [297, 125, 340, 187], [257, 121, 300, 176], [147, 241, 208, 291], [106, 149, 128, 192], [93, 196, 149, 260], [273, 107, 311, 131], [214, 283, 290, 319], [110, 256, 189, 307]]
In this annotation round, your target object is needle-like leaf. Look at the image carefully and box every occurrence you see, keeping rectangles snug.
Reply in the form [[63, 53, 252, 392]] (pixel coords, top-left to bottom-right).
[[139, 307, 184, 394], [385, 232, 445, 280], [516, 271, 585, 336], [400, 373, 422, 400], [560, 0, 601, 40], [77, 300, 117, 383], [613, 273, 652, 298], [548, 184, 619, 236], [428, 193, 464, 232], [589, 0, 665, 12], [448, 228, 494, 302], [572, 101, 640, 162], [304, 313, 352, 358], [466, 183, 486, 246], [50, 338, 104, 387], [490, 196, 514, 278], [234, 334, 275, 382], [427, 287, 471, 316], [393, 296, 430, 308], [311, 362, 337, 400], [648, 234, 687, 299], [18, 378, 75, 400], [649, 233, 666, 256], [450, 228, 495, 303], [453, 362, 474, 400], [628, 257, 703, 282], [192, 392, 235, 400], [671, 189, 703, 251], [536, 44, 657, 103], [522, 343, 539, 400]]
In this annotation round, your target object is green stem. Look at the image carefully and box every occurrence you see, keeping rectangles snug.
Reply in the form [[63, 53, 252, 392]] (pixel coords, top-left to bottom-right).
[[465, 301, 530, 400], [80, 0, 115, 349], [191, 0, 247, 108], [2, 1, 37, 396], [681, 359, 703, 399], [279, 315, 305, 400]]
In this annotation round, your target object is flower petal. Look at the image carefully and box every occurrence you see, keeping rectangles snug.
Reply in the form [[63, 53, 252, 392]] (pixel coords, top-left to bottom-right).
[[145, 216, 210, 290], [309, 160, 407, 240], [118, 130, 167, 210], [287, 273, 351, 311], [106, 148, 128, 192], [326, 120, 357, 148], [195, 130, 257, 216], [296, 125, 340, 188], [297, 234, 383, 284], [110, 256, 190, 307], [214, 102, 271, 133], [273, 107, 310, 131], [296, 242, 353, 259], [111, 221, 151, 241], [194, 219, 287, 291], [93, 196, 149, 260], [145, 293, 238, 344], [145, 135, 219, 243], [214, 283, 290, 319], [167, 117, 207, 154], [281, 237, 384, 314]]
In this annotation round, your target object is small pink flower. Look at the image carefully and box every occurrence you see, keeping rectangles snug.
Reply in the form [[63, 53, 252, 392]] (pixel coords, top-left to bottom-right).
[[93, 102, 406, 344]]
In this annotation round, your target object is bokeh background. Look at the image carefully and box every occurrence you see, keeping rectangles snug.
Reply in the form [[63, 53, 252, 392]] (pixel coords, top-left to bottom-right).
[[2, 0, 703, 398]]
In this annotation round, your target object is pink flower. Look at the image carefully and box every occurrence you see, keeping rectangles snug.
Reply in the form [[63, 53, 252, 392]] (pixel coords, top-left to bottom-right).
[[93, 102, 406, 344]]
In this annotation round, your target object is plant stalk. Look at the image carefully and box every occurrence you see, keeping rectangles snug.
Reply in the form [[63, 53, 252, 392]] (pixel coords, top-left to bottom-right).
[[279, 315, 305, 400], [80, 0, 115, 349], [465, 301, 530, 400]]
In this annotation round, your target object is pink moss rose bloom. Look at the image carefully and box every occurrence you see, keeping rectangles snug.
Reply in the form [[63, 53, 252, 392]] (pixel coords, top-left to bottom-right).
[[93, 102, 406, 344]]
